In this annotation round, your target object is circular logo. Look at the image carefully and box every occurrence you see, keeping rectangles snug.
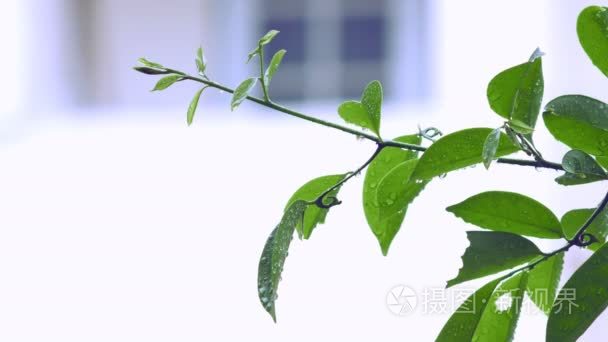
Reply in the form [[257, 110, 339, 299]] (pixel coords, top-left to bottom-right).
[[386, 285, 417, 316]]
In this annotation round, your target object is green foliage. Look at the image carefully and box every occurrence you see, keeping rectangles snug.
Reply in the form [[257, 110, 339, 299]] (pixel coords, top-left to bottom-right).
[[482, 127, 502, 169], [362, 135, 423, 255], [561, 208, 608, 251], [257, 200, 308, 322], [577, 6, 608, 77], [472, 272, 529, 341], [264, 49, 286, 88], [446, 191, 563, 239], [527, 252, 564, 314], [412, 128, 519, 180], [547, 242, 608, 341], [436, 277, 503, 341], [285, 174, 347, 239], [446, 231, 542, 287], [487, 48, 544, 138], [544, 95, 608, 156], [136, 4, 608, 338], [338, 81, 383, 138], [187, 88, 205, 125], [151, 74, 181, 91], [231, 78, 257, 111]]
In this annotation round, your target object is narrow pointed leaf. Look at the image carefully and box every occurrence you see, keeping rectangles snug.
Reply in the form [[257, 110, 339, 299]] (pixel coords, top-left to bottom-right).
[[577, 6, 608, 77], [472, 272, 529, 342], [284, 174, 347, 239], [437, 278, 503, 341], [526, 252, 564, 314], [363, 134, 422, 255], [258, 30, 280, 46], [257, 200, 308, 322], [547, 242, 608, 341], [561, 208, 608, 252], [446, 191, 562, 239], [231, 78, 257, 111], [138, 57, 164, 69], [447, 231, 542, 288], [151, 74, 182, 91], [482, 128, 502, 169], [187, 88, 205, 126], [487, 50, 544, 134], [264, 49, 286, 87], [196, 47, 206, 74], [412, 128, 519, 180]]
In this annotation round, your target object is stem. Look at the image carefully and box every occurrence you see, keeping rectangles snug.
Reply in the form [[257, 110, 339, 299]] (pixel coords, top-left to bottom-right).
[[165, 68, 562, 170], [258, 46, 270, 102], [313, 143, 385, 209], [571, 189, 608, 245]]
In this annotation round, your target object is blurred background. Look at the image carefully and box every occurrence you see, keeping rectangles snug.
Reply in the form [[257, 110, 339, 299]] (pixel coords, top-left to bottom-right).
[[0, 0, 606, 341]]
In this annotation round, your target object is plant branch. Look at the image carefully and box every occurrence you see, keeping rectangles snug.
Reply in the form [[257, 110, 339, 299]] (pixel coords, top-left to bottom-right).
[[164, 68, 562, 170], [313, 143, 385, 209], [571, 189, 608, 245], [258, 46, 270, 102]]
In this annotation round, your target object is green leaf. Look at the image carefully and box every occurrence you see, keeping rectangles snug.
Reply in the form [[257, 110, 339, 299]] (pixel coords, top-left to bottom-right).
[[547, 242, 608, 341], [472, 272, 529, 342], [447, 191, 562, 239], [563, 150, 607, 178], [376, 159, 426, 219], [258, 29, 280, 46], [446, 231, 543, 287], [557, 150, 607, 186], [264, 49, 286, 87], [508, 119, 535, 135], [187, 88, 205, 126], [545, 95, 608, 130], [151, 74, 182, 91], [412, 128, 519, 180], [487, 49, 544, 134], [526, 252, 564, 314], [596, 156, 608, 170], [338, 81, 383, 137], [257, 200, 308, 322], [284, 174, 347, 239], [231, 78, 257, 111], [482, 128, 502, 169], [138, 57, 164, 69], [363, 134, 422, 255], [561, 208, 608, 252], [196, 47, 206, 74], [437, 277, 503, 341], [577, 6, 608, 77], [543, 112, 608, 156]]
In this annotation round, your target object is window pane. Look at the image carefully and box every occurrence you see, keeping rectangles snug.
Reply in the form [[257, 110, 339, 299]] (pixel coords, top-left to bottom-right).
[[341, 16, 385, 62]]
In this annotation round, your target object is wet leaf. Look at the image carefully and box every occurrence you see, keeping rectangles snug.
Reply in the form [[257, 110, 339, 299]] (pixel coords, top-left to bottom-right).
[[447, 191, 562, 239], [577, 6, 608, 77], [472, 272, 529, 342], [338, 81, 383, 137], [412, 128, 519, 180], [547, 242, 608, 341], [487, 49, 544, 136], [363, 134, 423, 255], [446, 231, 542, 287], [284, 174, 347, 239], [257, 200, 308, 322], [561, 208, 608, 252], [527, 252, 564, 314], [482, 128, 502, 169]]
